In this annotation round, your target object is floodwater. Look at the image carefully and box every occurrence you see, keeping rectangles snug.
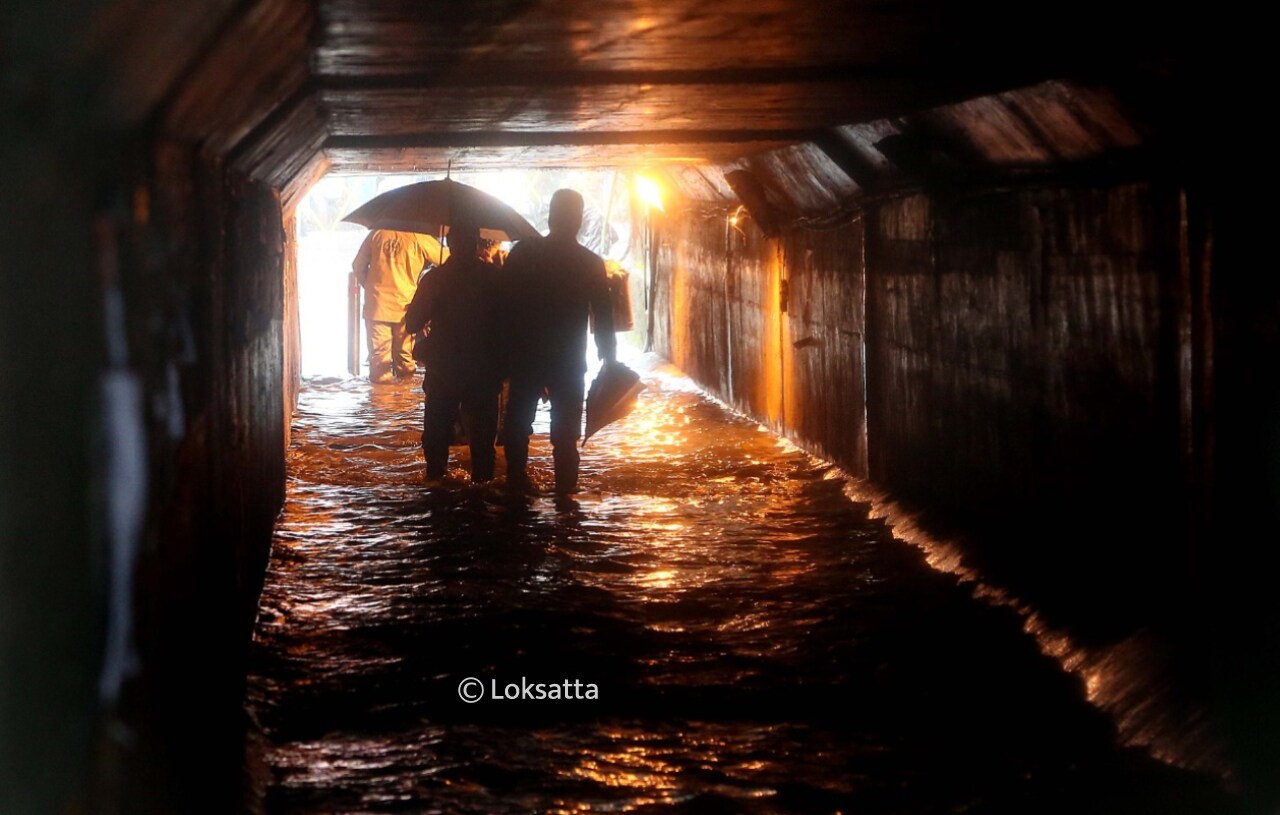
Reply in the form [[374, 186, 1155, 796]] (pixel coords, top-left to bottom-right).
[[245, 357, 1236, 814]]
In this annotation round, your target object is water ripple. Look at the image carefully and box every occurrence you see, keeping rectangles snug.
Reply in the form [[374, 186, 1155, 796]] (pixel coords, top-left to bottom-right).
[[246, 357, 1236, 814]]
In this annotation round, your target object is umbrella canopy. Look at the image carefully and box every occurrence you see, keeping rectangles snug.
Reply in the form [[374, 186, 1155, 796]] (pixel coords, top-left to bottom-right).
[[583, 361, 645, 447], [342, 178, 541, 243]]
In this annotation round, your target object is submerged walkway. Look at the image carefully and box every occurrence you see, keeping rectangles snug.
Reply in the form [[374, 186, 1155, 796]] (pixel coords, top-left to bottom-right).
[[246, 358, 1234, 814]]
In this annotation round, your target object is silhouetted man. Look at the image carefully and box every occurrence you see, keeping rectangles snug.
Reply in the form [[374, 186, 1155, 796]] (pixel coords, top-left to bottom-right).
[[503, 189, 616, 495], [404, 220, 502, 482], [352, 228, 443, 382]]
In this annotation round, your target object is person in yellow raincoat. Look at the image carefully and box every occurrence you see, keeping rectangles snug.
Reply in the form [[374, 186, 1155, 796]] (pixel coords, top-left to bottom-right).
[[351, 228, 446, 383]]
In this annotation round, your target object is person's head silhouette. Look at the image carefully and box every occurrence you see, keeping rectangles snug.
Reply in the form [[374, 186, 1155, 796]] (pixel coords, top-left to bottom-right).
[[547, 189, 584, 241], [447, 219, 480, 259]]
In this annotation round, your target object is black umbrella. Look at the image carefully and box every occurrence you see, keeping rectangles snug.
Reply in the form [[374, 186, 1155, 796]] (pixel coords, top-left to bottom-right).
[[342, 178, 541, 245]]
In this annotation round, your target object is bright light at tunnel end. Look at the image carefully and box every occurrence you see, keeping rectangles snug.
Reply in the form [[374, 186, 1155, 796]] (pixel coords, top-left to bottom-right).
[[635, 174, 664, 212]]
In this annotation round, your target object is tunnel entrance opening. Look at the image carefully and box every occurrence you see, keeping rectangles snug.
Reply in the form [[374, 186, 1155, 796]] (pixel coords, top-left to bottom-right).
[[294, 169, 646, 378]]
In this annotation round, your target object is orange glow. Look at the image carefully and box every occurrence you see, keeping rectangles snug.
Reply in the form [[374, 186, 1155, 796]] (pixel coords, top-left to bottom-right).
[[670, 230, 689, 368], [637, 569, 679, 589], [780, 244, 797, 434], [635, 174, 664, 212], [761, 240, 785, 425]]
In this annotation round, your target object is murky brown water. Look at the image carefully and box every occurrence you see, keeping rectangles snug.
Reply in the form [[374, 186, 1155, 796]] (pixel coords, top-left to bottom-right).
[[245, 356, 1235, 814]]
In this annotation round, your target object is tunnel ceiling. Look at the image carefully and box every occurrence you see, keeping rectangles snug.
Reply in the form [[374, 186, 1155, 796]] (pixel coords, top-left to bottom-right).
[[71, 0, 1203, 204]]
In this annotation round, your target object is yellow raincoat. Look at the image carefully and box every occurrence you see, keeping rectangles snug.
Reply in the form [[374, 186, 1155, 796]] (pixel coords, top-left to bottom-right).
[[352, 229, 448, 322]]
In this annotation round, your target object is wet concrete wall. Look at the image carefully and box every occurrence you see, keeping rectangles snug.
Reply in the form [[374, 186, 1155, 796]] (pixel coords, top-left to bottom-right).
[[0, 100, 111, 815], [861, 181, 1279, 806], [117, 146, 294, 811], [652, 177, 1280, 801], [1200, 191, 1280, 806], [863, 185, 1195, 634], [1, 2, 307, 809], [655, 182, 1205, 623], [653, 211, 868, 475], [0, 134, 297, 813]]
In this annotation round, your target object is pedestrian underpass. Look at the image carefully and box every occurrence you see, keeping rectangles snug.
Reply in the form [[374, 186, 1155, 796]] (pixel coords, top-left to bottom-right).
[[2, 3, 1273, 813]]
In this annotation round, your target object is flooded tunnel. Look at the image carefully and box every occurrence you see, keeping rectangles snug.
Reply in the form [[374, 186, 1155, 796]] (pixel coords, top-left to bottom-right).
[[1, 1, 1275, 813]]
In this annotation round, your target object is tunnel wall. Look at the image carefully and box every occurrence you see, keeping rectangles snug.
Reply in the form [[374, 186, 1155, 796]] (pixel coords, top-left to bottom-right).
[[865, 186, 1180, 509], [1202, 191, 1280, 804], [653, 178, 1220, 752], [0, 98, 110, 815], [0, 128, 296, 812], [863, 184, 1199, 632], [0, 1, 311, 809], [653, 211, 868, 475], [655, 174, 1280, 804], [83, 141, 295, 810], [656, 180, 1202, 622]]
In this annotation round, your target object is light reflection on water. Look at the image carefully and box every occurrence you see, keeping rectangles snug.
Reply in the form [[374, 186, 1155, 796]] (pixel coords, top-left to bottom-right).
[[839, 480, 1233, 784], [246, 357, 1236, 814]]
